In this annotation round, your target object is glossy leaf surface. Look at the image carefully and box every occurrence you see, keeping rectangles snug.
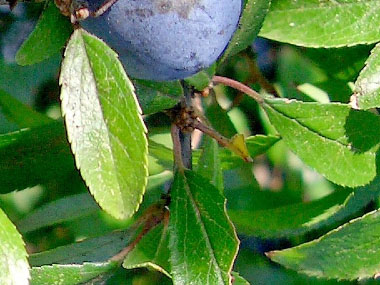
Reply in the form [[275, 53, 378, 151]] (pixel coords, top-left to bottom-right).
[[260, 0, 380, 47], [60, 29, 148, 219], [353, 42, 380, 109], [264, 98, 379, 187], [269, 209, 380, 280]]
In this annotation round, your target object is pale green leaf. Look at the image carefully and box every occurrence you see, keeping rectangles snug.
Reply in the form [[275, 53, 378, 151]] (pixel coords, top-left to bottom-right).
[[123, 224, 171, 277], [60, 29, 148, 219], [30, 262, 118, 285], [352, 42, 380, 109], [263, 98, 379, 187], [222, 0, 271, 60], [0, 208, 29, 284], [169, 170, 239, 285], [15, 1, 73, 66], [268, 209, 380, 280], [260, 0, 380, 47], [0, 89, 52, 128]]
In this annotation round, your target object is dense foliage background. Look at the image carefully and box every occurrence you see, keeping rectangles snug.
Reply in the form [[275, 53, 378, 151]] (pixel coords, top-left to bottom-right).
[[1, 1, 380, 284]]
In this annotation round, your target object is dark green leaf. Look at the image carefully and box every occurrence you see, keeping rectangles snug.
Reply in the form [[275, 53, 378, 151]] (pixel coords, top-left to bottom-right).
[[15, 1, 73, 66], [123, 224, 170, 277], [222, 0, 271, 60], [260, 0, 380, 47], [17, 193, 99, 234], [185, 64, 216, 91], [263, 98, 379, 187], [0, 122, 75, 193], [196, 137, 224, 191], [60, 29, 148, 219], [0, 89, 52, 128], [352, 43, 380, 109], [229, 175, 380, 238], [0, 208, 29, 284], [169, 170, 239, 284], [29, 229, 134, 266], [268, 209, 380, 280], [133, 79, 183, 115], [148, 139, 173, 169], [17, 171, 173, 234], [30, 262, 118, 285]]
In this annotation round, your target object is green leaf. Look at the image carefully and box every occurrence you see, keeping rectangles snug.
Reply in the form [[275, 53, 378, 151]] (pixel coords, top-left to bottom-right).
[[196, 137, 224, 191], [352, 43, 380, 109], [148, 139, 173, 169], [169, 170, 239, 285], [222, 0, 271, 60], [30, 229, 134, 266], [229, 174, 380, 239], [17, 193, 99, 234], [133, 79, 183, 115], [123, 224, 171, 277], [231, 272, 250, 285], [17, 171, 173, 234], [30, 262, 118, 285], [0, 89, 52, 128], [15, 1, 73, 66], [260, 0, 380, 47], [0, 122, 75, 193], [60, 29, 148, 219], [184, 64, 216, 91], [268, 209, 380, 280], [263, 98, 379, 187], [0, 208, 29, 284]]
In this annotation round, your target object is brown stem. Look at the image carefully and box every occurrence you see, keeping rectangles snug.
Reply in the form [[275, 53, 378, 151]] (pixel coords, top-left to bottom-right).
[[171, 123, 185, 172], [193, 120, 230, 149], [212, 76, 265, 105]]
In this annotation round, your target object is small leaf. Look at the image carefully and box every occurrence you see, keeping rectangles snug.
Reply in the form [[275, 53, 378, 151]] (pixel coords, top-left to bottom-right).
[[222, 0, 271, 60], [30, 229, 134, 266], [133, 79, 183, 115], [185, 64, 216, 91], [0, 89, 52, 128], [0, 122, 75, 193], [260, 0, 380, 47], [169, 170, 239, 285], [268, 209, 380, 280], [123, 224, 171, 277], [229, 174, 380, 239], [227, 134, 253, 163], [30, 262, 118, 285], [196, 137, 224, 191], [15, 1, 73, 66], [231, 272, 250, 285], [60, 29, 148, 219], [263, 98, 379, 187], [0, 208, 30, 284], [352, 43, 380, 109]]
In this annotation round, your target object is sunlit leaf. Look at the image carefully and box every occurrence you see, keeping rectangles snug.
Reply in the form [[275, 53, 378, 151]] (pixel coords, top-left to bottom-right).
[[30, 262, 118, 285], [60, 29, 148, 219], [263, 98, 379, 187], [260, 0, 380, 47], [268, 209, 380, 280], [352, 42, 380, 109], [0, 208, 29, 284]]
